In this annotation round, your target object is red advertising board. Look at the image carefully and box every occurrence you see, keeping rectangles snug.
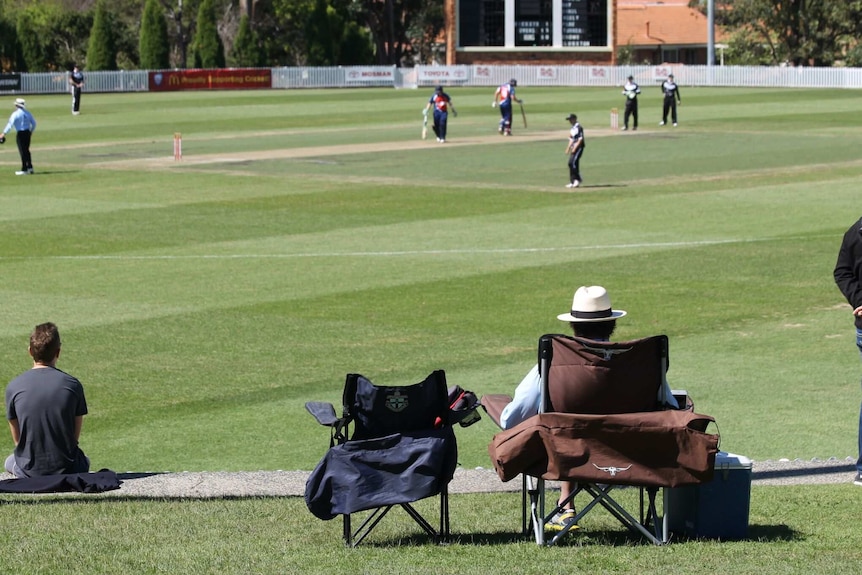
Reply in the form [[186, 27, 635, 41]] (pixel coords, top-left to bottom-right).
[[149, 69, 272, 91]]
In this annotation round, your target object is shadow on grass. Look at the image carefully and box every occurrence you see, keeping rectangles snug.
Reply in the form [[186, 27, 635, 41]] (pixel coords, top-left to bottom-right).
[[751, 463, 855, 482], [359, 523, 801, 547]]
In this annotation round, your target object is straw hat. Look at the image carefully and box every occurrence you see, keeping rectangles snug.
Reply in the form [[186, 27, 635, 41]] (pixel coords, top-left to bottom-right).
[[557, 286, 627, 323]]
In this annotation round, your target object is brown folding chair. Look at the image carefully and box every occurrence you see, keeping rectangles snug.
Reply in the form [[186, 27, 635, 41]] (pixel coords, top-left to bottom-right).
[[485, 334, 719, 545]]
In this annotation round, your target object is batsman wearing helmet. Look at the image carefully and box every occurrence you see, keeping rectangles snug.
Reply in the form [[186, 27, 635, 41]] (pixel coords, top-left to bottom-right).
[[493, 78, 522, 136], [423, 85, 457, 143]]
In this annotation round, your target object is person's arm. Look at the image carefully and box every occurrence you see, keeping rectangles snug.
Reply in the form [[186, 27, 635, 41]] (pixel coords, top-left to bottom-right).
[[2, 113, 14, 137], [676, 86, 682, 102], [835, 227, 862, 313], [8, 419, 20, 445], [500, 365, 542, 429], [74, 415, 84, 442], [492, 87, 501, 107]]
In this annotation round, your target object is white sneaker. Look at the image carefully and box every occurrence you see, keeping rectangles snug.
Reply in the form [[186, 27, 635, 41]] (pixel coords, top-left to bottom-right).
[[673, 123, 678, 127], [659, 121, 665, 126], [15, 170, 27, 176], [572, 180, 580, 188], [72, 111, 80, 116], [565, 183, 574, 188], [438, 139, 445, 143], [621, 126, 627, 131], [27, 168, 33, 174]]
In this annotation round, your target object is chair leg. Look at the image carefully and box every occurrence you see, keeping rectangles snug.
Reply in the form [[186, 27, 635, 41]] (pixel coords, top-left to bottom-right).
[[345, 506, 393, 547], [342, 490, 451, 547], [440, 486, 450, 541], [524, 475, 545, 545], [584, 484, 667, 545]]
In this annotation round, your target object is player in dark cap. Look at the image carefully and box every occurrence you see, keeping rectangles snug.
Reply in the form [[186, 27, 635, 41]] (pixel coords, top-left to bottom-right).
[[69, 64, 84, 115], [621, 75, 641, 131], [565, 114, 585, 188], [660, 73, 681, 127]]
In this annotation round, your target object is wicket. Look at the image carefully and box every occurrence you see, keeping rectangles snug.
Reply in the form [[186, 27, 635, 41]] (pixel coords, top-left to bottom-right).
[[173, 132, 183, 161], [610, 108, 619, 130]]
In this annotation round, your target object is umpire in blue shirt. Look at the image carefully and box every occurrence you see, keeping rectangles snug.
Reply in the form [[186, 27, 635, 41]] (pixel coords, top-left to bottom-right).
[[1, 98, 37, 175]]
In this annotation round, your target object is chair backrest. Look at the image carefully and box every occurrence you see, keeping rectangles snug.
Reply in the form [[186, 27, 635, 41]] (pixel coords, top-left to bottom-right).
[[539, 334, 668, 415], [343, 370, 449, 440]]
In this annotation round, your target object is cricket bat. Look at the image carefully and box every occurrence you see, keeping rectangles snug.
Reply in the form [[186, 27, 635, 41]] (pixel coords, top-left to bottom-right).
[[519, 102, 527, 129], [422, 117, 428, 140]]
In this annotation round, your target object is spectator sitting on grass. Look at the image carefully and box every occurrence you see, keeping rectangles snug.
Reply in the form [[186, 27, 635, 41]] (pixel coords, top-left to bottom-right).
[[5, 322, 90, 478]]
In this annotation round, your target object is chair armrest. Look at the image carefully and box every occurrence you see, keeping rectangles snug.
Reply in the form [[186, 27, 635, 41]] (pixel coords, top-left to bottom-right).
[[305, 401, 338, 426], [480, 394, 513, 428]]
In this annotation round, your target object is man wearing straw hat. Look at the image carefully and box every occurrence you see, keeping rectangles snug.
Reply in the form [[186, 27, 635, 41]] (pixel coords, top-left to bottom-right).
[[499, 285, 677, 532], [1, 98, 37, 175], [499, 286, 625, 531]]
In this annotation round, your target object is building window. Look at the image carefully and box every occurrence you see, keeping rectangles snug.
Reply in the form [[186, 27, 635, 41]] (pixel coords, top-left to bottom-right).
[[459, 0, 608, 48], [460, 0, 505, 47], [516, 0, 552, 46]]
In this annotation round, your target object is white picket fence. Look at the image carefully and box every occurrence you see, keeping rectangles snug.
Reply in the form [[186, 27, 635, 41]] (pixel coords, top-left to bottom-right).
[[6, 64, 862, 95]]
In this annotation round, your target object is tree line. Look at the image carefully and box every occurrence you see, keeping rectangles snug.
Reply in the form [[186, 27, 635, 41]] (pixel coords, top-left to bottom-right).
[[697, 0, 862, 66], [0, 0, 444, 72], [2, 0, 861, 73]]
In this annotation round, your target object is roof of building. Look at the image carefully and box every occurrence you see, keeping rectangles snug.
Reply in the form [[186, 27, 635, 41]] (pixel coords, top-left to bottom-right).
[[617, 1, 726, 47]]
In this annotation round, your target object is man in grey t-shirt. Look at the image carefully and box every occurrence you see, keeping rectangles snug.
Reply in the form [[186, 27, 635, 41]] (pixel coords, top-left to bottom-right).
[[5, 322, 89, 477]]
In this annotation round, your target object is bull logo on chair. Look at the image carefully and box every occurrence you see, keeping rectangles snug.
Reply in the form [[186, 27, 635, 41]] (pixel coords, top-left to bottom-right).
[[593, 463, 633, 477], [582, 343, 633, 362], [385, 390, 409, 412]]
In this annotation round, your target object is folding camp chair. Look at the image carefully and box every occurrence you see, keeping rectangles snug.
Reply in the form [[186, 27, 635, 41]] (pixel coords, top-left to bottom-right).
[[305, 370, 465, 547], [484, 334, 719, 546]]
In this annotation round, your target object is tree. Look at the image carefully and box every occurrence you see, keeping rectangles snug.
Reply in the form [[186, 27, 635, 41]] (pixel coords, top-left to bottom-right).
[[353, 0, 436, 65], [230, 13, 263, 66], [713, 0, 862, 66], [192, 0, 225, 68], [140, 0, 170, 69], [15, 12, 44, 71], [270, 0, 315, 65], [305, 0, 340, 65], [404, 0, 443, 65], [87, 0, 118, 70], [0, 14, 23, 72], [340, 21, 374, 65]]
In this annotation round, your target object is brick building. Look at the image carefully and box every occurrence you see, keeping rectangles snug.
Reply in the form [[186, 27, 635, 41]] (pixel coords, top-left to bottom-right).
[[444, 0, 724, 66]]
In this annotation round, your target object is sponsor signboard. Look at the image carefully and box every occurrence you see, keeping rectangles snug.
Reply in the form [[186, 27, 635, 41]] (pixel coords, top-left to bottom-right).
[[418, 68, 470, 83], [344, 68, 395, 82], [149, 69, 272, 91], [0, 74, 22, 92], [537, 67, 558, 80]]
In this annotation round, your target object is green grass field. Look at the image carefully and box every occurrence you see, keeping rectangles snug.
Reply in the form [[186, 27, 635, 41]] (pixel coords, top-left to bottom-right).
[[0, 86, 861, 572]]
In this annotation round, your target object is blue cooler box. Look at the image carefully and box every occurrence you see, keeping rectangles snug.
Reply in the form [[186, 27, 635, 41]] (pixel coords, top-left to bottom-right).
[[666, 451, 752, 539]]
